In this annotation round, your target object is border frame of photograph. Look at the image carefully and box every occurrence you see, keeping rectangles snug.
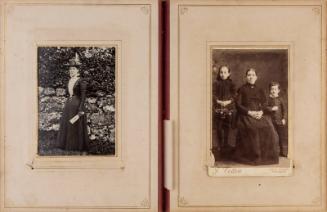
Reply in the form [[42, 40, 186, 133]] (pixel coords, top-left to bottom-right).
[[32, 40, 122, 169], [206, 42, 294, 176]]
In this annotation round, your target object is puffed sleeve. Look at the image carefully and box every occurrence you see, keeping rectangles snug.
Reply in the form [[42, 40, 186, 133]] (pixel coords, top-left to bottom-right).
[[78, 80, 87, 112]]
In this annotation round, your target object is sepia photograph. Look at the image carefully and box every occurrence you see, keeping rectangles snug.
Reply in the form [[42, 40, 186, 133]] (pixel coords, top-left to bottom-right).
[[38, 46, 116, 156], [211, 48, 290, 168]]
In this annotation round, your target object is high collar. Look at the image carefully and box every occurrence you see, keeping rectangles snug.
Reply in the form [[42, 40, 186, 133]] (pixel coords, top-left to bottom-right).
[[245, 82, 256, 88], [216, 77, 232, 82], [70, 76, 80, 80]]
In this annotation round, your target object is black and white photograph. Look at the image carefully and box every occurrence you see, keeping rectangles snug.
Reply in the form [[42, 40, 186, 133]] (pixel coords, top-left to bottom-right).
[[38, 46, 116, 156], [211, 48, 290, 167]]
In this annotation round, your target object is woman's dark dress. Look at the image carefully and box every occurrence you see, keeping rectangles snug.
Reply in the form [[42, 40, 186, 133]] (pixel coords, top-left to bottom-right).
[[233, 83, 279, 165], [56, 78, 89, 151]]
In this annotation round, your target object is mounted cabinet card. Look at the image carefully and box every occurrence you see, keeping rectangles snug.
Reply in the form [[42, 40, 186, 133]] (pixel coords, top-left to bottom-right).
[[169, 0, 326, 211], [0, 0, 158, 211]]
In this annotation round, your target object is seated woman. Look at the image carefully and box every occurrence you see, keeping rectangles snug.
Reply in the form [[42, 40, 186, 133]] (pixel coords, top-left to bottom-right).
[[233, 68, 279, 165]]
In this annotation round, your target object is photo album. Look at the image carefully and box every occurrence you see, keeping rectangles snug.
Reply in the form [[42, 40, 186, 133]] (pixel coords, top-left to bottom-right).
[[0, 0, 326, 211]]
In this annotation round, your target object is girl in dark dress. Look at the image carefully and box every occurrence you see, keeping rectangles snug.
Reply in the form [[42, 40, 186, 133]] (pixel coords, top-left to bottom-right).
[[56, 56, 89, 152], [212, 65, 237, 160], [233, 68, 279, 165]]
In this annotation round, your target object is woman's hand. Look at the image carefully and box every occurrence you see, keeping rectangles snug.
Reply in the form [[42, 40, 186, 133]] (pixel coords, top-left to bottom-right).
[[248, 111, 263, 119], [255, 111, 263, 119], [248, 111, 256, 118]]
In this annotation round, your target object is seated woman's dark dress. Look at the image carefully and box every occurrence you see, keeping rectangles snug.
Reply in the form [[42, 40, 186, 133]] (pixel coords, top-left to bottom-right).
[[56, 78, 90, 151], [233, 83, 279, 165]]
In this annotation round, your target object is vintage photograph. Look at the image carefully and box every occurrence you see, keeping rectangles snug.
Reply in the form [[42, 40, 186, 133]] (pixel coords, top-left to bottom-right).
[[38, 46, 116, 156], [211, 48, 289, 167]]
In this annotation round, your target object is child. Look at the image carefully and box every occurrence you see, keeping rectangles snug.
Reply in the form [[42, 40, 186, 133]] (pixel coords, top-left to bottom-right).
[[212, 65, 237, 161], [266, 82, 288, 157]]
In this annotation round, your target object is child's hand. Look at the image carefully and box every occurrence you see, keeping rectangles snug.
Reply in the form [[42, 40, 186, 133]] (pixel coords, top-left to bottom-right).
[[217, 100, 231, 107], [272, 106, 278, 111], [282, 119, 286, 125], [224, 100, 232, 106]]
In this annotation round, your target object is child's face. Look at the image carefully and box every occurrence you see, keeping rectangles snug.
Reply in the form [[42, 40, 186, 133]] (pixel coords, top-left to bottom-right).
[[270, 85, 280, 97], [219, 66, 230, 80], [246, 70, 257, 84]]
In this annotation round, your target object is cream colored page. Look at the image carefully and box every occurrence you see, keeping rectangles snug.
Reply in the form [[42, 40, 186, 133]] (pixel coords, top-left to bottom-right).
[[170, 0, 325, 211], [2, 1, 158, 211]]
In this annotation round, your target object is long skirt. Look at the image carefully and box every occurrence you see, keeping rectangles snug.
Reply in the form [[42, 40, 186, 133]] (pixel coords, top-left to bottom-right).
[[233, 115, 279, 165], [56, 96, 89, 151]]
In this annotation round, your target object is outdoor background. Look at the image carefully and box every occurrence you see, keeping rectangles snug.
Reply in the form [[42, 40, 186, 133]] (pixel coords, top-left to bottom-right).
[[38, 46, 116, 155]]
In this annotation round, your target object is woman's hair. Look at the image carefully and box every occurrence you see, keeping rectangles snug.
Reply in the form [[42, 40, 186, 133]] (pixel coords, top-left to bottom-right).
[[245, 68, 257, 76]]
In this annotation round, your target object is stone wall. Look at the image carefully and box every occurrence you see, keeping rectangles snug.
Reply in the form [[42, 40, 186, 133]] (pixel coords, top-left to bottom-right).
[[38, 86, 115, 155]]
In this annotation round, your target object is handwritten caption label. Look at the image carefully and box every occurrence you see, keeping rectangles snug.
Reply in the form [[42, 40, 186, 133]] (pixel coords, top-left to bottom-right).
[[208, 166, 292, 177]]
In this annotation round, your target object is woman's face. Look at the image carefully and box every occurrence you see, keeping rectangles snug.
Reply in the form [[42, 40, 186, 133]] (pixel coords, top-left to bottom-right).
[[246, 70, 257, 85], [69, 67, 80, 78]]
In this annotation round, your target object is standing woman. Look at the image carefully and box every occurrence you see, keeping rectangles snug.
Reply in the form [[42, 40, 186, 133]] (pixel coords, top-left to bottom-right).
[[56, 53, 89, 153], [233, 68, 279, 165]]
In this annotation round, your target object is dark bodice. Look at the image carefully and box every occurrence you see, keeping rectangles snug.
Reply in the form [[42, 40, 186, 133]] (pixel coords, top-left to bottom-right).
[[66, 79, 85, 97], [213, 78, 236, 101], [66, 78, 87, 112], [236, 83, 267, 114]]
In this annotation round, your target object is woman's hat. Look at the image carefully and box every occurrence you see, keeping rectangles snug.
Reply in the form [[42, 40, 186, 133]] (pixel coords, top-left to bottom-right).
[[65, 52, 82, 67]]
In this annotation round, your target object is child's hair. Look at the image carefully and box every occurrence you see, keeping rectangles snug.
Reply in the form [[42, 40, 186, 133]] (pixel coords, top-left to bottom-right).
[[245, 68, 257, 76], [219, 65, 230, 73], [269, 81, 281, 89]]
